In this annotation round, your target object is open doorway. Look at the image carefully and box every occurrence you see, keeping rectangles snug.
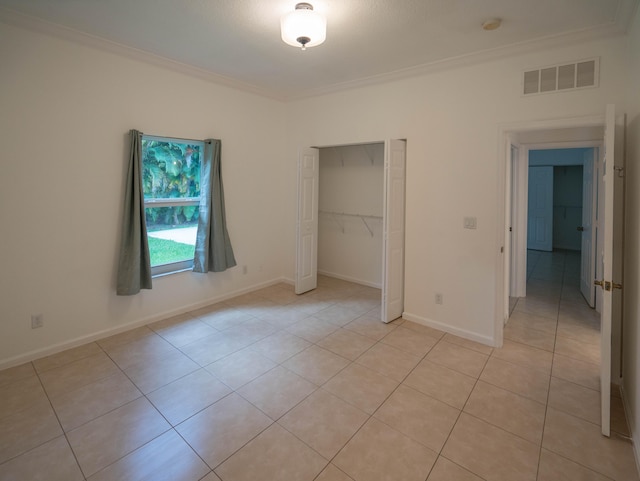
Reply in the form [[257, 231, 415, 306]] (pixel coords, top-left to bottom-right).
[[525, 148, 599, 309], [317, 143, 384, 289], [498, 107, 625, 437], [504, 129, 604, 319], [295, 140, 407, 323]]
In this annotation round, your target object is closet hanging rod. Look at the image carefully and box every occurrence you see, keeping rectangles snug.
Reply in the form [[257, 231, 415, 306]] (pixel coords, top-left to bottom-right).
[[319, 210, 382, 220]]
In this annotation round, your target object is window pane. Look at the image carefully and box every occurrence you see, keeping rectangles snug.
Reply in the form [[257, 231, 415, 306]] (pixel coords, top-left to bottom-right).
[[145, 206, 197, 267], [142, 139, 201, 200]]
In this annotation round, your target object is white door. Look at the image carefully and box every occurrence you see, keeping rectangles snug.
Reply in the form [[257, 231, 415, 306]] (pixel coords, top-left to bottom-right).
[[504, 144, 515, 320], [509, 145, 518, 296], [381, 140, 406, 323], [295, 148, 319, 294], [580, 149, 596, 307], [527, 166, 554, 251], [598, 104, 619, 437]]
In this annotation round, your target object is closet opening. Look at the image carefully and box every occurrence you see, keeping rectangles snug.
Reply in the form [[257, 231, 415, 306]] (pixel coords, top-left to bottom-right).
[[318, 143, 385, 289], [295, 140, 406, 323]]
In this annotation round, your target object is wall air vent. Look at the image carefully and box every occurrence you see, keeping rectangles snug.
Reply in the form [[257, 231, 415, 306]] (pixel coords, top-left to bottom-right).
[[523, 58, 599, 96]]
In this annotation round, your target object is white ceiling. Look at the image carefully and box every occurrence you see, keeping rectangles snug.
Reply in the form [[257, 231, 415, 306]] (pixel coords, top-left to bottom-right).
[[0, 0, 637, 100]]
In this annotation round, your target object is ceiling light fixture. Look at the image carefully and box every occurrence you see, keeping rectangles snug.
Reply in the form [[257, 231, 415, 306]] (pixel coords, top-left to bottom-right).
[[281, 2, 326, 51]]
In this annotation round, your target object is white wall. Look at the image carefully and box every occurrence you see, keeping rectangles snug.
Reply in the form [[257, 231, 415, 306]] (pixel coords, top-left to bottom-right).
[[0, 23, 289, 367], [622, 5, 640, 466], [285, 36, 629, 344], [318, 144, 384, 287]]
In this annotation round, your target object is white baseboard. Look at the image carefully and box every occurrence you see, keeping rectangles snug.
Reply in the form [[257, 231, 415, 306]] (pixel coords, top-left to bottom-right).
[[401, 311, 496, 347], [0, 277, 291, 371], [317, 270, 382, 289], [620, 384, 639, 473]]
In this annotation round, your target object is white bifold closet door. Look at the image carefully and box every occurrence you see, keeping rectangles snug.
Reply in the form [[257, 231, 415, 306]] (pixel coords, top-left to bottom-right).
[[295, 148, 319, 295], [295, 140, 406, 324], [381, 139, 406, 323]]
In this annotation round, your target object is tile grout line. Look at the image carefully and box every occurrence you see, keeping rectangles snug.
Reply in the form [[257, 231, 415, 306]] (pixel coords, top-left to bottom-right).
[[535, 251, 564, 481], [306, 327, 443, 478], [31, 361, 88, 480], [429, 348, 492, 480]]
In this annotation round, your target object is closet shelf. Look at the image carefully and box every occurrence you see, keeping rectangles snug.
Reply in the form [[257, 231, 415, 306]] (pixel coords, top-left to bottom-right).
[[319, 210, 382, 237], [331, 144, 377, 166]]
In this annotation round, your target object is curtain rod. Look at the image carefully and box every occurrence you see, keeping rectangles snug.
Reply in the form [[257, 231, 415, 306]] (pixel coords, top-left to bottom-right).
[[143, 133, 211, 144]]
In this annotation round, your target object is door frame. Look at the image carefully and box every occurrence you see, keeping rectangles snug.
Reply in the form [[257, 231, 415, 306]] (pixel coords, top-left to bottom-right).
[[509, 141, 603, 306], [580, 147, 598, 309], [496, 115, 605, 345], [295, 139, 407, 321]]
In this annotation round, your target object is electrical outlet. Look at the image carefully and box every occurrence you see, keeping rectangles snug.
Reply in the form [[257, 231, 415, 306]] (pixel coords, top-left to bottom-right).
[[31, 314, 44, 329], [463, 216, 477, 229], [435, 293, 443, 305], [242, 265, 248, 275]]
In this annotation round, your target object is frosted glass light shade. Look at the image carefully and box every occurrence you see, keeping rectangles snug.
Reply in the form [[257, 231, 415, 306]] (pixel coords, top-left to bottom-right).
[[281, 3, 326, 49]]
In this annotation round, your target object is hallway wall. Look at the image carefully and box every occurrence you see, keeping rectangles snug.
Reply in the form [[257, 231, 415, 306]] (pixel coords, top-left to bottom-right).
[[622, 3, 640, 467]]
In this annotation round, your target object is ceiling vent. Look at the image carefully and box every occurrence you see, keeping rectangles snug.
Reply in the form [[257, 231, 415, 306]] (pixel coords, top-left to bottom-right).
[[523, 58, 599, 96]]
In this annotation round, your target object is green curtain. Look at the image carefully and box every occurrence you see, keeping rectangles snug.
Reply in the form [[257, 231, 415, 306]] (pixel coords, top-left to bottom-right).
[[116, 130, 152, 295], [194, 139, 237, 273]]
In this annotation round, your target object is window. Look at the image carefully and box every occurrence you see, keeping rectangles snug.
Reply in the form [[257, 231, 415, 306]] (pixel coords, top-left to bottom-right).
[[142, 135, 204, 275]]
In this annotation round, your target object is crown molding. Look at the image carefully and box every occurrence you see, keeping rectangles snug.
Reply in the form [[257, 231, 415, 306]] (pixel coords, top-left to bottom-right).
[[0, 7, 287, 101], [285, 21, 628, 101], [1, 2, 636, 103], [615, 0, 640, 33]]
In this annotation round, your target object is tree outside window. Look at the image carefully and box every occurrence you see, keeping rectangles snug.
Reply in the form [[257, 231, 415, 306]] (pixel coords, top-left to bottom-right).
[[142, 136, 204, 275]]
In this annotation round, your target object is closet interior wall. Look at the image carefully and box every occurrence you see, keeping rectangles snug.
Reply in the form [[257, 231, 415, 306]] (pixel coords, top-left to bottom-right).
[[318, 143, 384, 288]]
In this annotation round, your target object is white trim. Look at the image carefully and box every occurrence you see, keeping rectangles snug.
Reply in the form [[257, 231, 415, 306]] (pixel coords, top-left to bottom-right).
[[0, 7, 280, 101], [522, 140, 603, 150], [512, 144, 529, 298], [498, 115, 606, 134], [0, 277, 292, 371], [288, 24, 626, 101], [317, 270, 382, 289], [621, 385, 640, 473], [402, 312, 496, 347]]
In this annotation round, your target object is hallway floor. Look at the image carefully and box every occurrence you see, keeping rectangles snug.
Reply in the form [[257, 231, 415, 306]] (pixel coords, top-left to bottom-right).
[[0, 259, 638, 480]]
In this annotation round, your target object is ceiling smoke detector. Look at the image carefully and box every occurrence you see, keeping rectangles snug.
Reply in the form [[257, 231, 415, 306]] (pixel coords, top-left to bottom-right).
[[482, 18, 502, 31]]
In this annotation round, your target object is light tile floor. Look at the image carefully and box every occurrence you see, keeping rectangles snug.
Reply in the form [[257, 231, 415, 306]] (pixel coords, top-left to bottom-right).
[[0, 250, 638, 480]]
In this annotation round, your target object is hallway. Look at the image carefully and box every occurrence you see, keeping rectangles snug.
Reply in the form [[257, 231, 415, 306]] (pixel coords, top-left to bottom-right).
[[506, 249, 633, 466]]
